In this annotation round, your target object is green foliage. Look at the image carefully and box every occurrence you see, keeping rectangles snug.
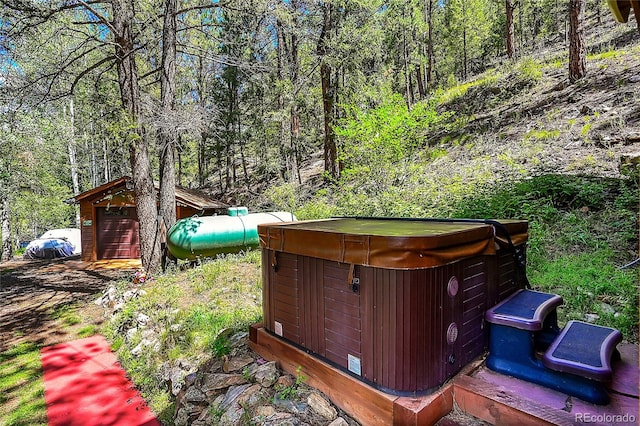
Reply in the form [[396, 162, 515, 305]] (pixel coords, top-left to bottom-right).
[[337, 94, 448, 168], [50, 304, 82, 326], [433, 70, 500, 106], [532, 249, 638, 341], [515, 57, 543, 83], [334, 95, 454, 214], [0, 343, 47, 426], [524, 129, 560, 141], [103, 252, 263, 417], [587, 49, 626, 61], [275, 365, 307, 401]]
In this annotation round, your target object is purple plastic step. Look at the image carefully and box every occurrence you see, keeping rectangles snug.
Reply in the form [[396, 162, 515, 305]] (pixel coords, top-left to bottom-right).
[[543, 320, 622, 382], [485, 289, 563, 331]]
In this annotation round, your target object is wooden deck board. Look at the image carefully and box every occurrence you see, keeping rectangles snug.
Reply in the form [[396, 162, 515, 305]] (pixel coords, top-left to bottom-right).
[[249, 324, 454, 426], [250, 324, 638, 425], [466, 343, 639, 425]]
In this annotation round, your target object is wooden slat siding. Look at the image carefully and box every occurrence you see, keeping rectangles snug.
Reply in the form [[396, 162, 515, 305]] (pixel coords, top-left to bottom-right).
[[497, 249, 518, 300], [398, 271, 422, 389], [414, 269, 428, 393], [80, 203, 94, 261], [261, 251, 273, 332], [315, 258, 326, 356], [272, 253, 301, 343], [376, 268, 385, 387], [430, 268, 443, 390], [461, 259, 488, 362], [388, 270, 398, 390], [301, 256, 311, 350], [261, 248, 524, 394], [445, 263, 465, 381], [361, 266, 375, 383], [323, 261, 361, 369]]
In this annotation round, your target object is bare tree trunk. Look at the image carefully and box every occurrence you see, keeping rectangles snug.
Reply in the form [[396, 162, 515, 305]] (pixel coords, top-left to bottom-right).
[[506, 0, 516, 59], [569, 0, 586, 83], [463, 25, 467, 80], [289, 22, 301, 185], [65, 99, 81, 227], [196, 53, 207, 187], [103, 139, 110, 182], [318, 2, 339, 180], [425, 0, 434, 87], [403, 19, 413, 109], [276, 19, 289, 181], [112, 0, 161, 273], [1, 198, 11, 261], [159, 0, 177, 235]]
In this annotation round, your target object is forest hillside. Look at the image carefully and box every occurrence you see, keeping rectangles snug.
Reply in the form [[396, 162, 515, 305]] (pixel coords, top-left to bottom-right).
[[1, 2, 638, 424], [253, 21, 639, 214]]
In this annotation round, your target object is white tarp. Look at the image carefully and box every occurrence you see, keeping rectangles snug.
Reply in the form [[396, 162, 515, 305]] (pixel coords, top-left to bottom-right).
[[24, 228, 81, 259], [39, 228, 81, 254]]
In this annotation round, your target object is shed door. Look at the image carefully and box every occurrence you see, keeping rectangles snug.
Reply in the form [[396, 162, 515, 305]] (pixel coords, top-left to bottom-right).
[[96, 207, 140, 259]]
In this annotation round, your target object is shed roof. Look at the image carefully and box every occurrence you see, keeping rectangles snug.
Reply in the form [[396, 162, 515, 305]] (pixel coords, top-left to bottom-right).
[[68, 176, 228, 210]]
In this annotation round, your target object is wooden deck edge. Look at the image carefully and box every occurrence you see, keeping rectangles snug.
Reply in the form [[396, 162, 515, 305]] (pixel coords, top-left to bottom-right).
[[249, 324, 454, 426], [452, 374, 577, 426]]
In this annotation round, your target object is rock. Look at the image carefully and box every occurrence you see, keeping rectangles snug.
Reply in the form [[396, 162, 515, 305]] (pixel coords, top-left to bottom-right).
[[275, 374, 295, 389], [307, 391, 337, 421], [260, 412, 300, 426], [174, 406, 190, 426], [185, 386, 206, 403], [218, 384, 253, 411], [126, 327, 138, 341], [184, 372, 198, 387], [229, 331, 249, 348], [174, 402, 200, 426], [600, 303, 615, 315], [254, 361, 280, 387], [625, 133, 640, 144], [202, 373, 247, 392], [328, 417, 349, 426], [166, 364, 192, 396], [219, 404, 245, 426], [193, 408, 217, 425], [584, 313, 600, 323], [630, 75, 640, 83], [237, 383, 264, 407], [223, 354, 254, 373], [254, 405, 277, 418], [136, 313, 151, 326], [122, 290, 137, 300], [131, 341, 145, 356], [273, 394, 309, 415]]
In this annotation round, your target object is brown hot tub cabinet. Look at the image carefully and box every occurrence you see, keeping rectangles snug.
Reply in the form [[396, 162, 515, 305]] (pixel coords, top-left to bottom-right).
[[258, 218, 528, 395]]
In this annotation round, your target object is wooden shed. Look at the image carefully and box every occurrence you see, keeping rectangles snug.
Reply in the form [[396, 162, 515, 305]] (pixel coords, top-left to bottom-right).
[[69, 176, 228, 262]]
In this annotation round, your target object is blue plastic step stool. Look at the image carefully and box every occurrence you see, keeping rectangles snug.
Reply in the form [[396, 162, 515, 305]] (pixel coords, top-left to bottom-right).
[[485, 289, 622, 405]]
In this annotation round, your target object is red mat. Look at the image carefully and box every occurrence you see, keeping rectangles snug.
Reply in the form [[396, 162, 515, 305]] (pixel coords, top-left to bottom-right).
[[41, 335, 160, 426]]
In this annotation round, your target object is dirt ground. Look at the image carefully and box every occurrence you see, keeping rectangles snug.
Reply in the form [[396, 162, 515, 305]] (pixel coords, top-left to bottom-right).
[[0, 256, 140, 352]]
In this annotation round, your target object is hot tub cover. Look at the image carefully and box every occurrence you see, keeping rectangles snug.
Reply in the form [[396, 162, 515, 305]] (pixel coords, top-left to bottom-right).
[[258, 217, 528, 269]]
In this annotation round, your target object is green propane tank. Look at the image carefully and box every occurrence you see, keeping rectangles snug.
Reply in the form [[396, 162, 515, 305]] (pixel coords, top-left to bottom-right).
[[166, 211, 296, 260]]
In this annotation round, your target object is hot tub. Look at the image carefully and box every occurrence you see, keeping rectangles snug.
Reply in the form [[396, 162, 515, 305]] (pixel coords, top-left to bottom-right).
[[258, 217, 528, 395]]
